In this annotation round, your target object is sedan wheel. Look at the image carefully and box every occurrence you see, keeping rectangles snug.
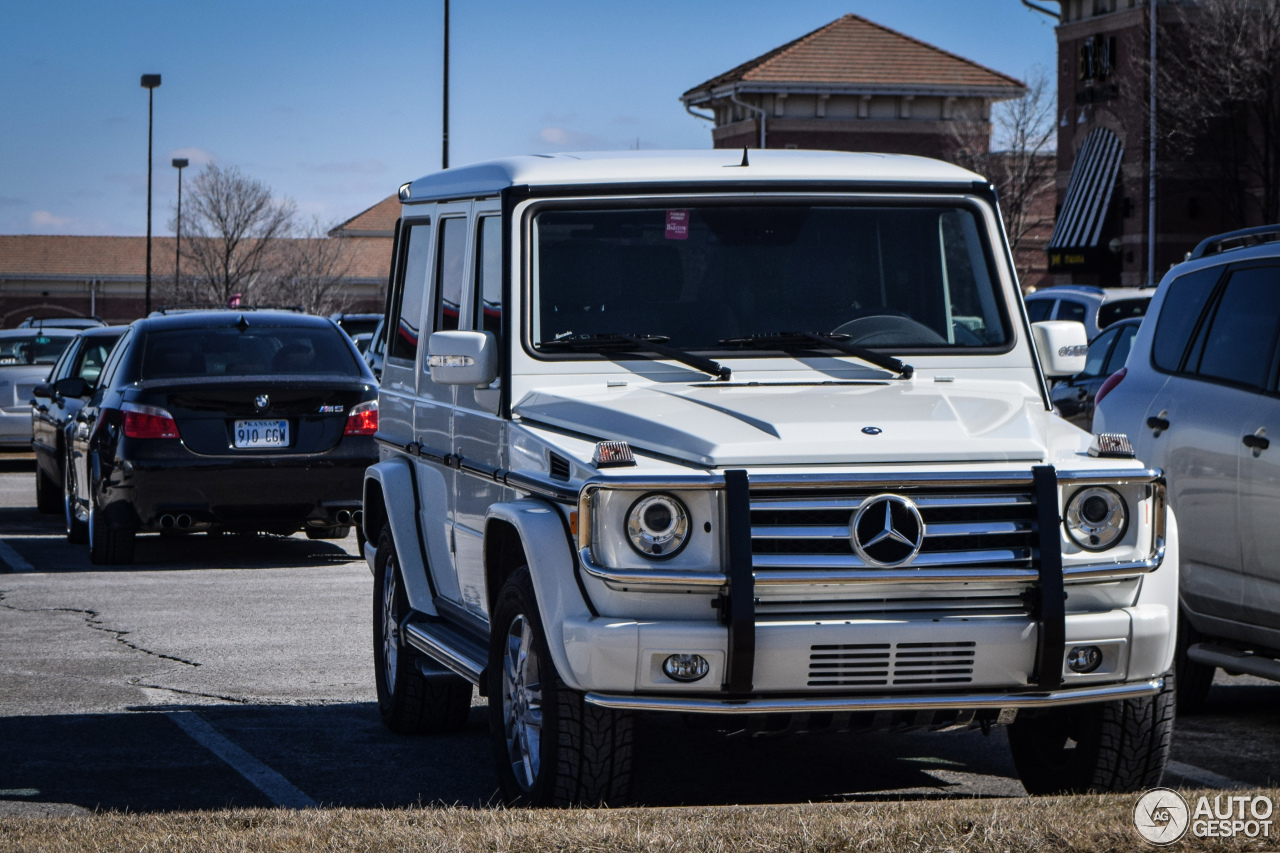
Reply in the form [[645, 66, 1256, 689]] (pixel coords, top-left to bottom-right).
[[64, 459, 87, 544]]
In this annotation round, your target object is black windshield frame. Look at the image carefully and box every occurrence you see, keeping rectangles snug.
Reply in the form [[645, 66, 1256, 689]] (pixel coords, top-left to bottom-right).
[[520, 194, 1015, 365]]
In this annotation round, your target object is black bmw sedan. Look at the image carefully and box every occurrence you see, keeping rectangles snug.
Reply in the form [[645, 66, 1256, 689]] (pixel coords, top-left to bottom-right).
[[65, 310, 379, 564]]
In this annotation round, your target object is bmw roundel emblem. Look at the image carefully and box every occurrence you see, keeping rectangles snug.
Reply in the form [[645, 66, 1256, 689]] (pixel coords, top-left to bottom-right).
[[254, 394, 270, 411], [862, 426, 882, 435]]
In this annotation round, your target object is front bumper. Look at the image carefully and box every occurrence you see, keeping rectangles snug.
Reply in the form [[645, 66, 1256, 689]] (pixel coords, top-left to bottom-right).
[[584, 677, 1164, 714]]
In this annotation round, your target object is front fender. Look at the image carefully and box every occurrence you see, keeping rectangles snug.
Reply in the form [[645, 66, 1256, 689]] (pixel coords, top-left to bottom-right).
[[486, 499, 597, 691], [364, 458, 438, 616]]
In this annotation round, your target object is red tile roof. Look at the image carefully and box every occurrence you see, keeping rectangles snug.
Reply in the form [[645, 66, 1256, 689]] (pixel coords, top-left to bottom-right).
[[684, 14, 1025, 98], [329, 195, 401, 237], [0, 235, 391, 281]]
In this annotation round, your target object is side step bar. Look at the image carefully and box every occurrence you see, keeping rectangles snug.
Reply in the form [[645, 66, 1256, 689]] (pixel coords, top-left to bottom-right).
[[402, 619, 487, 685], [1188, 642, 1280, 683]]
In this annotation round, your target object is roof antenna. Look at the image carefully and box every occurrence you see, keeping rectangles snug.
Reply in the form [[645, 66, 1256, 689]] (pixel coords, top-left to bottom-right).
[[740, 146, 750, 167], [236, 314, 249, 333]]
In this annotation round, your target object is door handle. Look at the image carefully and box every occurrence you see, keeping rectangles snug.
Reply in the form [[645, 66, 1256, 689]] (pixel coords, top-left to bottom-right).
[[1244, 431, 1270, 451], [1146, 415, 1170, 431]]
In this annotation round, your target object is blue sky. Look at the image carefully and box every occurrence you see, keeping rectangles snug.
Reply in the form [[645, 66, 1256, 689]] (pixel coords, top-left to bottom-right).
[[0, 1, 1059, 236]]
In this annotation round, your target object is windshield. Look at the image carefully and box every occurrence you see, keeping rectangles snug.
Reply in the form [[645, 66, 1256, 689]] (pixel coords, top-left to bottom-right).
[[0, 334, 74, 366], [530, 203, 1008, 353], [141, 326, 362, 380]]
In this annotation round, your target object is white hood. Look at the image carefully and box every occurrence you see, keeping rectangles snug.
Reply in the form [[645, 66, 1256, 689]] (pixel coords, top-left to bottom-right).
[[513, 380, 1054, 467]]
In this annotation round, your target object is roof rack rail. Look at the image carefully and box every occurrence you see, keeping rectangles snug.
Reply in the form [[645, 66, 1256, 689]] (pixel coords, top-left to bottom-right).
[[1187, 224, 1280, 260]]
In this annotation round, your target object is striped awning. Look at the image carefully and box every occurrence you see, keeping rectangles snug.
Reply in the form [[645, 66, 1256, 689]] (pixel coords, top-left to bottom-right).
[[1048, 127, 1124, 251]]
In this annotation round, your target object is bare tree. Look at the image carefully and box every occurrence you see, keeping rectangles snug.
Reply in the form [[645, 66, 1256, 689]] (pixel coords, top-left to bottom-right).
[[259, 217, 355, 315], [167, 164, 295, 306], [1153, 0, 1280, 226], [948, 69, 1058, 281]]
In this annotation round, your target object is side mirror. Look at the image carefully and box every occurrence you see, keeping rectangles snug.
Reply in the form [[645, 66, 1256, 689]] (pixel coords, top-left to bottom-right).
[[427, 331, 498, 387], [1031, 321, 1089, 378], [31, 383, 53, 400], [54, 376, 91, 399]]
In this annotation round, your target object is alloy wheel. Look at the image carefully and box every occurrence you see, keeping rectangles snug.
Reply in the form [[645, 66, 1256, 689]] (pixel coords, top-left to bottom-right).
[[501, 614, 543, 792], [381, 557, 399, 696]]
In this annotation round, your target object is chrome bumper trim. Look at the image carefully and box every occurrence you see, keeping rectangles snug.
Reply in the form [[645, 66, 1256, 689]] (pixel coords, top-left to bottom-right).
[[583, 677, 1164, 714]]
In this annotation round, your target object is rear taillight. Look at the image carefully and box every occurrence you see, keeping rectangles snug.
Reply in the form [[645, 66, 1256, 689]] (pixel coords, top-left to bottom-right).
[[122, 402, 181, 439], [1094, 367, 1127, 408], [344, 400, 378, 436]]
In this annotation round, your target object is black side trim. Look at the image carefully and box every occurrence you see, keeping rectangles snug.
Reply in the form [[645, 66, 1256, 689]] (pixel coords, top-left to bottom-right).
[[1032, 465, 1065, 689], [553, 504, 599, 618], [721, 468, 755, 694], [402, 456, 439, 601], [373, 434, 577, 503]]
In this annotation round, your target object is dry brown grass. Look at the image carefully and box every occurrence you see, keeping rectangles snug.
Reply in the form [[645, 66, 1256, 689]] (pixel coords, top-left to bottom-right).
[[2, 790, 1277, 853]]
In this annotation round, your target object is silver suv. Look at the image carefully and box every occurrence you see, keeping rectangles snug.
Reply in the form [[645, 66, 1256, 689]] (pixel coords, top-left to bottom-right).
[[364, 150, 1178, 805], [1095, 224, 1280, 711]]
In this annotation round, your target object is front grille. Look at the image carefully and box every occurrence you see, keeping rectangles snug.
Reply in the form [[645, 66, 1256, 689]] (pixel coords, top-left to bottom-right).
[[749, 487, 1037, 572], [808, 641, 976, 687]]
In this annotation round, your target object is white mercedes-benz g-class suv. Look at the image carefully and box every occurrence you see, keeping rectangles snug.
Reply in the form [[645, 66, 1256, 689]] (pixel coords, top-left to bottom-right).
[[361, 150, 1178, 806]]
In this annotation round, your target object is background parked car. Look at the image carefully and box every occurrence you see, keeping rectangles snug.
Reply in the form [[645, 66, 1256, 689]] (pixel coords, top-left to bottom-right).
[[330, 312, 382, 340], [1049, 317, 1141, 431], [0, 328, 77, 449], [65, 310, 379, 564], [17, 316, 106, 330], [1024, 284, 1154, 340], [30, 326, 126, 513], [1095, 224, 1280, 711]]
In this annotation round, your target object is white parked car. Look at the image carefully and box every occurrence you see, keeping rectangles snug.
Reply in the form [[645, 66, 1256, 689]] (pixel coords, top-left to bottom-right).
[[1024, 284, 1155, 340], [363, 150, 1178, 805], [1094, 224, 1280, 711]]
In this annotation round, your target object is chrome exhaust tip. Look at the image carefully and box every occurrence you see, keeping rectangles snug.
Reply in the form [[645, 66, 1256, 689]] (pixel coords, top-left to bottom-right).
[[352, 510, 363, 526], [335, 510, 352, 525], [159, 514, 175, 529], [177, 514, 192, 529]]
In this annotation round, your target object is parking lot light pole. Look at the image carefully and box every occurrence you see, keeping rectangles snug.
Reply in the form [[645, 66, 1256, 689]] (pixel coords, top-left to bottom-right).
[[141, 74, 161, 316], [172, 158, 188, 292]]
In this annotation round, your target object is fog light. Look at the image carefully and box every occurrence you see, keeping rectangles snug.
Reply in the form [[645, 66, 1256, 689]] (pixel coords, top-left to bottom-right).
[[662, 653, 709, 682], [1067, 645, 1103, 674]]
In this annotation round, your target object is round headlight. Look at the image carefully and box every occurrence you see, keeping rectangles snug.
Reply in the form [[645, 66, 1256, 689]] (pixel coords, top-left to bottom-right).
[[1064, 486, 1128, 551], [625, 492, 690, 559]]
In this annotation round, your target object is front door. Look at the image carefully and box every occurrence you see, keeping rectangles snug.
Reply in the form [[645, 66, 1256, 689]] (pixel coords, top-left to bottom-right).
[[452, 206, 510, 620]]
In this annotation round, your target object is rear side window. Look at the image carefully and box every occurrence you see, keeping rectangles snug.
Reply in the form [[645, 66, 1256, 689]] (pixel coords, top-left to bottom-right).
[[1191, 266, 1280, 390], [476, 215, 502, 336], [1057, 300, 1088, 324], [1098, 298, 1150, 328], [1103, 323, 1138, 375], [75, 336, 121, 386], [436, 218, 467, 332], [1081, 326, 1118, 378], [389, 220, 431, 363], [1025, 298, 1055, 323], [140, 326, 361, 380], [1152, 266, 1222, 372]]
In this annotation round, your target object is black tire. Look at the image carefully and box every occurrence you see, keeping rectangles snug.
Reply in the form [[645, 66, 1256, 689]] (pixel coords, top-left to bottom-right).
[[35, 466, 60, 514], [488, 567, 634, 807], [373, 527, 472, 734], [306, 525, 351, 540], [64, 458, 88, 545], [87, 475, 135, 566], [1008, 670, 1176, 795], [1174, 610, 1215, 714]]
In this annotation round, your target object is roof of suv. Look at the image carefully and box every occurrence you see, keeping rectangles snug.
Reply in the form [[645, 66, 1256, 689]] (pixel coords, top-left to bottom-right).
[[403, 150, 987, 204]]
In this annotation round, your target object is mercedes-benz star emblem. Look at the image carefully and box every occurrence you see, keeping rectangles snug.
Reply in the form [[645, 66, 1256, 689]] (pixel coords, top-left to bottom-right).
[[850, 494, 924, 567], [254, 394, 270, 411]]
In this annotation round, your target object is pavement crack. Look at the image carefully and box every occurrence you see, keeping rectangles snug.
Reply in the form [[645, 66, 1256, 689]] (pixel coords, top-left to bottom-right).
[[0, 590, 200, 667]]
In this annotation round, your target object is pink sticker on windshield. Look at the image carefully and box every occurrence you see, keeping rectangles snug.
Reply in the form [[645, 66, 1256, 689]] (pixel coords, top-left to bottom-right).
[[665, 209, 690, 240]]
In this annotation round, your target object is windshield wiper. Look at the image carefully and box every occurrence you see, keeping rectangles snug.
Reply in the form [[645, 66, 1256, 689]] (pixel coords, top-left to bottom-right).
[[541, 333, 732, 381], [718, 332, 914, 379]]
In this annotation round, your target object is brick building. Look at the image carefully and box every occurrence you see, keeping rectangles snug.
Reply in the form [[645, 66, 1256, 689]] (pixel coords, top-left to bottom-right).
[[0, 196, 398, 327], [680, 14, 1026, 159], [1047, 0, 1236, 287]]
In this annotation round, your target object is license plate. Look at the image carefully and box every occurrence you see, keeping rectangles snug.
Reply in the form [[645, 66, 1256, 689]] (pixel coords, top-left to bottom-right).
[[233, 419, 289, 449]]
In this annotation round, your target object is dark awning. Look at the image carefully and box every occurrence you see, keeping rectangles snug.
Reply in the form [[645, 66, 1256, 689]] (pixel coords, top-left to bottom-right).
[[1047, 127, 1124, 262]]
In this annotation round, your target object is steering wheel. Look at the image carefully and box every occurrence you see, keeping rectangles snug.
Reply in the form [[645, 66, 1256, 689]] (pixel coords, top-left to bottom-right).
[[832, 314, 948, 346]]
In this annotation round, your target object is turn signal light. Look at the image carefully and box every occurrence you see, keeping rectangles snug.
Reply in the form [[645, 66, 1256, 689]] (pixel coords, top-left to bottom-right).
[[121, 402, 180, 439], [344, 400, 378, 436]]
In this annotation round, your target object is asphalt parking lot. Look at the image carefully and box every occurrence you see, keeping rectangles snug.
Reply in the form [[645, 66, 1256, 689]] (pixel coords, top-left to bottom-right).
[[0, 452, 1276, 816]]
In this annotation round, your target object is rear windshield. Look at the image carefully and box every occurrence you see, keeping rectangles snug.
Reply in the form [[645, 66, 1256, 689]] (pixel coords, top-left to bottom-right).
[[141, 326, 362, 380], [0, 334, 74, 366]]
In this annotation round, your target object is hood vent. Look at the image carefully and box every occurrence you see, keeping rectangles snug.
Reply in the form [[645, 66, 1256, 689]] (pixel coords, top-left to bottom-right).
[[549, 453, 571, 482]]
